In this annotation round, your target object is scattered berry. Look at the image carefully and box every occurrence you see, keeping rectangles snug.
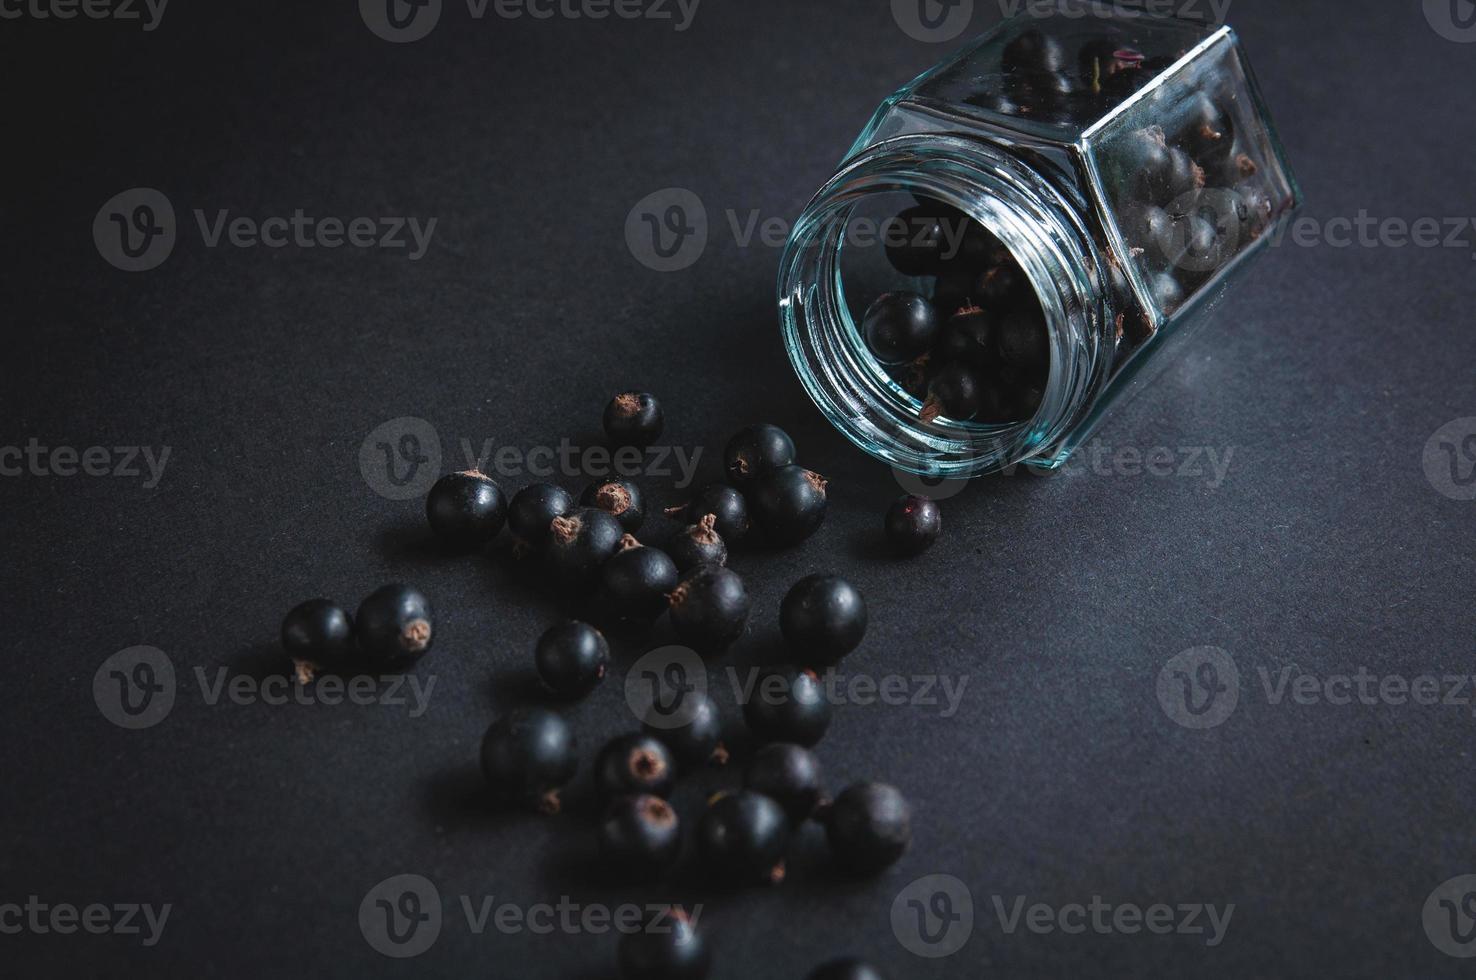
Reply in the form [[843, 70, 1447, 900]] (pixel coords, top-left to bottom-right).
[[598, 537, 680, 625], [604, 392, 664, 448], [581, 478, 646, 533], [697, 791, 791, 885], [480, 708, 578, 814], [920, 362, 984, 423], [281, 598, 354, 681], [644, 690, 728, 768], [724, 423, 796, 487], [780, 574, 868, 666], [745, 743, 825, 824], [425, 470, 506, 551], [617, 906, 710, 980], [749, 466, 828, 547], [534, 621, 609, 698], [862, 292, 939, 365], [807, 959, 886, 980], [667, 514, 728, 572], [544, 508, 624, 585], [596, 733, 675, 801], [823, 782, 912, 873], [507, 483, 575, 551], [599, 794, 681, 878], [355, 584, 432, 669], [884, 495, 941, 557], [742, 665, 832, 747], [677, 484, 751, 546], [668, 565, 751, 652]]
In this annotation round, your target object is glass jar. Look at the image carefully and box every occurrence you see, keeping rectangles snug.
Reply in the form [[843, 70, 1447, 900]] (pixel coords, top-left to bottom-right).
[[778, 2, 1299, 477]]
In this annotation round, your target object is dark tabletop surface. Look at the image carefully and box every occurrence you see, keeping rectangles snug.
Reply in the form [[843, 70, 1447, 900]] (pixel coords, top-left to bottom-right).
[[4, 0, 1474, 976]]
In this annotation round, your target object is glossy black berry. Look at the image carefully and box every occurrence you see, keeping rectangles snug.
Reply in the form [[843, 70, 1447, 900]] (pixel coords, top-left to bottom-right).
[[617, 907, 710, 980], [745, 743, 825, 824], [742, 665, 832, 747], [668, 565, 751, 652], [885, 495, 941, 558], [667, 514, 728, 572], [355, 584, 432, 669], [599, 794, 681, 878], [281, 598, 354, 680], [973, 259, 1025, 306], [1003, 28, 1068, 74], [480, 708, 578, 814], [1148, 271, 1186, 310], [1182, 92, 1235, 165], [936, 303, 994, 369], [1141, 144, 1204, 208], [724, 424, 796, 487], [580, 478, 645, 533], [544, 507, 624, 586], [507, 483, 575, 550], [996, 305, 1049, 373], [598, 538, 680, 625], [780, 574, 868, 666], [644, 690, 727, 768], [534, 620, 609, 698], [679, 483, 751, 546], [697, 791, 791, 885], [862, 292, 939, 365], [604, 391, 664, 448], [596, 733, 675, 801], [883, 206, 956, 277], [749, 465, 828, 547], [921, 362, 984, 423], [823, 782, 912, 873], [807, 959, 886, 980], [425, 470, 506, 551]]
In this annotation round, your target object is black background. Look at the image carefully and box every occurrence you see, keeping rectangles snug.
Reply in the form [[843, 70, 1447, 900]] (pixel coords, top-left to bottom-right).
[[4, 0, 1474, 976]]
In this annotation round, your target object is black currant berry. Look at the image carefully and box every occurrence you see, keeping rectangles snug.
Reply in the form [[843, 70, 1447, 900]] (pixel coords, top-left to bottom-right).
[[604, 391, 664, 448], [426, 470, 506, 551], [935, 303, 994, 369], [822, 782, 912, 873], [599, 794, 681, 878], [724, 423, 796, 487], [780, 574, 868, 666], [883, 206, 954, 277], [862, 292, 939, 365], [596, 733, 675, 801], [920, 362, 984, 423], [807, 959, 886, 980], [973, 258, 1025, 305], [355, 584, 433, 669], [581, 478, 646, 533], [697, 791, 791, 886], [742, 665, 832, 747], [1121, 202, 1174, 255], [1003, 28, 1068, 74], [885, 495, 942, 558], [675, 484, 751, 546], [745, 743, 825, 824], [534, 620, 609, 699], [281, 598, 355, 681], [598, 537, 680, 625], [1141, 145, 1204, 207], [1182, 92, 1235, 165], [1148, 271, 1186, 310], [545, 508, 624, 586], [996, 305, 1049, 372], [668, 565, 751, 652], [667, 514, 728, 572], [749, 465, 828, 547], [480, 708, 578, 814], [644, 690, 728, 768], [507, 483, 575, 551], [617, 907, 710, 980]]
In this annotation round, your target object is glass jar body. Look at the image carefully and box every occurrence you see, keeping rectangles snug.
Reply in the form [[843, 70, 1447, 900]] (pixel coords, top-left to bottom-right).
[[778, 3, 1299, 477]]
